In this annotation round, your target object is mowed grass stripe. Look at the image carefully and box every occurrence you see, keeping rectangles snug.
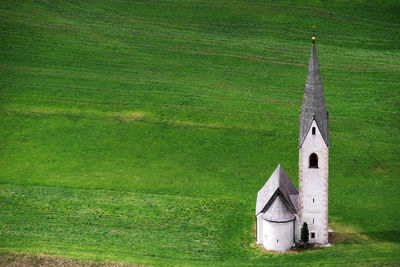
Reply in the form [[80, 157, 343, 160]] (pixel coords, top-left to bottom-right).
[[1, 184, 399, 266], [0, 184, 240, 263]]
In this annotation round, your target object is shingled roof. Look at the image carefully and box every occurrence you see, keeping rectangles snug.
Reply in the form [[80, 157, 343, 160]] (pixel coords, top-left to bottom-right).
[[299, 41, 329, 147], [255, 164, 298, 217]]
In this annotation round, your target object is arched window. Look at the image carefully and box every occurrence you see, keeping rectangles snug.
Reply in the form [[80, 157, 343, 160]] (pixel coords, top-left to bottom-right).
[[312, 127, 316, 135], [309, 153, 318, 168]]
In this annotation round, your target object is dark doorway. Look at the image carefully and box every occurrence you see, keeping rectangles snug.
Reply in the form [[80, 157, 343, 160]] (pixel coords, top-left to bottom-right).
[[309, 153, 318, 168]]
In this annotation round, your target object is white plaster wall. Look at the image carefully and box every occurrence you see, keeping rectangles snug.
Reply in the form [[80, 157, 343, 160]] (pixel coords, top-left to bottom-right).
[[256, 215, 263, 245], [299, 120, 329, 244], [294, 214, 301, 243], [262, 220, 294, 252]]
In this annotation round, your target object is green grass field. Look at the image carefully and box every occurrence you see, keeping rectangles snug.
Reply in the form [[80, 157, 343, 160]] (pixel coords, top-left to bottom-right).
[[1, 0, 399, 265]]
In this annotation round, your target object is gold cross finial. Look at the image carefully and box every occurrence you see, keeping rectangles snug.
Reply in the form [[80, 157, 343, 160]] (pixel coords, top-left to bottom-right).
[[312, 25, 316, 43]]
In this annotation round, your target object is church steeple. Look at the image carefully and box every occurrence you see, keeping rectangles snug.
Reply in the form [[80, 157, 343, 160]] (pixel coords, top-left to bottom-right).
[[298, 37, 329, 245], [299, 39, 329, 147]]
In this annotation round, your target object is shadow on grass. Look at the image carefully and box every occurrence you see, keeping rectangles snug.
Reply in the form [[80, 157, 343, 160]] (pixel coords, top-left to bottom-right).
[[289, 231, 368, 253], [362, 230, 400, 243], [328, 231, 367, 244], [329, 230, 400, 244]]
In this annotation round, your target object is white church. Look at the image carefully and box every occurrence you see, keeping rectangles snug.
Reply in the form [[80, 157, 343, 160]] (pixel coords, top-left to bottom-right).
[[255, 38, 329, 252]]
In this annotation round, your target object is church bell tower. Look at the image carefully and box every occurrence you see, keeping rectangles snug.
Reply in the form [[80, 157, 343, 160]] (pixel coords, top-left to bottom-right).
[[298, 37, 329, 245]]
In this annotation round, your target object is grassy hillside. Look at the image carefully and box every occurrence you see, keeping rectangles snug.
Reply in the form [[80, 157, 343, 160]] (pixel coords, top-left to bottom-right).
[[1, 0, 399, 265]]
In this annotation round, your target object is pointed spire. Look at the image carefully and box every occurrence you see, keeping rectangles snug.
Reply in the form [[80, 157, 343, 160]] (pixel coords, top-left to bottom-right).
[[299, 39, 329, 147]]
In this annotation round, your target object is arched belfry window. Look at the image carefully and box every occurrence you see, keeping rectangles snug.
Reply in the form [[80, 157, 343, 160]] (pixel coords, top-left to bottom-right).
[[309, 153, 318, 168]]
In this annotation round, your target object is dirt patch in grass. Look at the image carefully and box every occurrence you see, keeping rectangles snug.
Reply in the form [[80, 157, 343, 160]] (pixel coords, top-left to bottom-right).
[[118, 111, 145, 122], [0, 252, 146, 267]]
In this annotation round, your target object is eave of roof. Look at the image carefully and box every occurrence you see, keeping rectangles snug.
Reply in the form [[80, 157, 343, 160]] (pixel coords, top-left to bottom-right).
[[261, 195, 296, 223]]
